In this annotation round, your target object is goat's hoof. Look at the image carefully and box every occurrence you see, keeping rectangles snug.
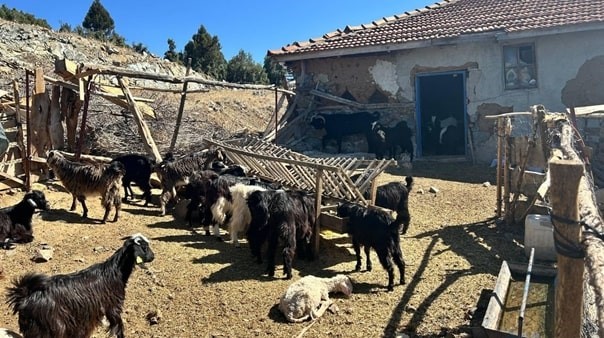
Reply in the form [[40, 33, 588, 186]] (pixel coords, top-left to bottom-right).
[[215, 237, 223, 242], [400, 279, 406, 285], [367, 266, 372, 272], [354, 265, 362, 272], [387, 286, 394, 292]]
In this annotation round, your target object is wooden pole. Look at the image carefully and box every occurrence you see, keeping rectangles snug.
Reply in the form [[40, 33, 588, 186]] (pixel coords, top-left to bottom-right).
[[496, 118, 503, 218], [24, 70, 32, 191], [169, 57, 192, 152], [75, 76, 93, 161], [313, 169, 324, 257], [503, 118, 512, 224], [549, 158, 584, 338], [117, 77, 162, 162], [274, 86, 278, 143]]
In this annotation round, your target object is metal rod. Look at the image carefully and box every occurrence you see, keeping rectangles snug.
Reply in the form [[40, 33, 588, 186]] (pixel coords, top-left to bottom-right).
[[518, 247, 535, 337]]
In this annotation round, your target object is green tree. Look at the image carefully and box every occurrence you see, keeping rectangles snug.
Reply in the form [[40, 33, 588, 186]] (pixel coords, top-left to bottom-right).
[[0, 5, 51, 29], [58, 22, 72, 32], [164, 38, 181, 63], [226, 50, 268, 84], [82, 0, 114, 37], [131, 42, 148, 54], [263, 56, 287, 86], [183, 25, 227, 80]]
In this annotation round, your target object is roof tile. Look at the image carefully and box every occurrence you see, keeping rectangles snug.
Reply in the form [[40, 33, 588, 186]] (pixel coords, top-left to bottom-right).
[[270, 0, 604, 57]]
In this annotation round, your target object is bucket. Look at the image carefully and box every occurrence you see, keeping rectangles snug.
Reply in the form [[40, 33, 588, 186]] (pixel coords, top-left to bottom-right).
[[524, 214, 556, 261]]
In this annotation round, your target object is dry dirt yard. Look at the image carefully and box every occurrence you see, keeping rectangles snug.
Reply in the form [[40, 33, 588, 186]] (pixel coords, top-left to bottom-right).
[[0, 161, 529, 338]]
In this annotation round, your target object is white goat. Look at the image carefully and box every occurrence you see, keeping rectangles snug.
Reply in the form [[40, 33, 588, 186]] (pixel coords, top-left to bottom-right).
[[209, 183, 266, 245], [279, 274, 353, 323]]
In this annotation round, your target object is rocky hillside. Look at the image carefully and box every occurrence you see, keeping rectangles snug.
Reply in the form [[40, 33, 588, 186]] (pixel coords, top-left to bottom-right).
[[0, 18, 275, 156]]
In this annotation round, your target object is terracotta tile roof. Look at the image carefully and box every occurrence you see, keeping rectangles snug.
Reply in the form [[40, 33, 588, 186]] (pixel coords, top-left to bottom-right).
[[269, 0, 604, 58]]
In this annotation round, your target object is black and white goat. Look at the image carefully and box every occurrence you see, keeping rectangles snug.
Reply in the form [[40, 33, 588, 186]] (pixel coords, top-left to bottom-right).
[[247, 189, 316, 278], [310, 111, 380, 153], [0, 190, 49, 248], [6, 234, 154, 338], [337, 202, 405, 291], [111, 154, 156, 206], [365, 176, 413, 234], [370, 121, 414, 161], [46, 151, 125, 223], [154, 147, 224, 216]]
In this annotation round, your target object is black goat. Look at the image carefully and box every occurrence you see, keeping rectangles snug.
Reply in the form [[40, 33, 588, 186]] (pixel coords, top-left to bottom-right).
[[370, 121, 414, 161], [154, 147, 224, 216], [337, 202, 405, 291], [6, 234, 154, 338], [310, 111, 380, 153], [364, 176, 413, 234], [111, 154, 156, 206], [247, 189, 316, 278], [46, 151, 125, 223], [0, 190, 49, 248]]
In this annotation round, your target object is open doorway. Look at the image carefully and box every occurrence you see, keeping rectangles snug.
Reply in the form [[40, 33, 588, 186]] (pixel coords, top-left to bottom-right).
[[416, 71, 467, 157]]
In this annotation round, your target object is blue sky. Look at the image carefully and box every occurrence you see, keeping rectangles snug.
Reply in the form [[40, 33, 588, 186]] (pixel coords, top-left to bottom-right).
[[1, 1, 435, 63]]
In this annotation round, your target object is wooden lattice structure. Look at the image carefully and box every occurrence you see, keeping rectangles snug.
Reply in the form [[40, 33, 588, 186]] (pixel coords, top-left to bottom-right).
[[204, 136, 397, 253]]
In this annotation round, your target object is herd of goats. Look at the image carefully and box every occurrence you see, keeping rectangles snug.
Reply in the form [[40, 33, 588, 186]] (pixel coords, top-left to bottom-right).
[[0, 136, 414, 336]]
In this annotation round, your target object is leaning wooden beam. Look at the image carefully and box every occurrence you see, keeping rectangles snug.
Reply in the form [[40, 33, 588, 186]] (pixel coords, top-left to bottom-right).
[[117, 77, 162, 162], [169, 58, 192, 152], [45, 76, 155, 103], [75, 61, 277, 90]]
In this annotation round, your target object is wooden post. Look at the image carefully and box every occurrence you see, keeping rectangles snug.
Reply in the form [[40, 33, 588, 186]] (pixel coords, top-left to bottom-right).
[[169, 57, 192, 152], [313, 169, 324, 257], [503, 118, 512, 224], [117, 77, 162, 162], [49, 85, 64, 150], [549, 158, 584, 338], [496, 118, 503, 218], [274, 86, 278, 142], [75, 76, 93, 161], [24, 71, 31, 191]]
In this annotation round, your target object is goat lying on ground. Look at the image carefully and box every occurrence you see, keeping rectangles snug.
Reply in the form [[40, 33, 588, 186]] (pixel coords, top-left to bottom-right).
[[337, 202, 405, 291], [154, 147, 224, 216], [111, 154, 156, 206], [0, 190, 49, 248], [46, 151, 125, 223], [364, 176, 413, 234], [279, 274, 353, 322], [6, 234, 154, 338]]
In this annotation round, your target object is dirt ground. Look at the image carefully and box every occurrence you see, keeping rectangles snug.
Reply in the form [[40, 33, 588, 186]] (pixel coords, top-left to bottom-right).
[[0, 160, 530, 338]]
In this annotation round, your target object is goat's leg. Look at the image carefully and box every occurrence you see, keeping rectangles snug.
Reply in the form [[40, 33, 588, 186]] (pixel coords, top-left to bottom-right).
[[392, 243, 406, 285], [70, 194, 77, 211], [106, 308, 125, 338], [265, 232, 278, 277], [375, 247, 395, 291], [283, 231, 296, 279], [78, 196, 88, 218], [112, 198, 121, 222], [364, 246, 372, 271], [159, 188, 171, 216], [352, 239, 362, 271], [141, 181, 152, 207]]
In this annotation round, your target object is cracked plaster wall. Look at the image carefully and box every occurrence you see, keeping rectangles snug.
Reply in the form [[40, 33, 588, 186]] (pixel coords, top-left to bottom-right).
[[294, 29, 604, 162]]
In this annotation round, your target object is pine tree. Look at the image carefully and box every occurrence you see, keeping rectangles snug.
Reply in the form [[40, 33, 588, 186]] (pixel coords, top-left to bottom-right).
[[164, 38, 181, 63], [82, 0, 114, 37], [183, 25, 227, 80], [263, 56, 287, 86], [226, 50, 268, 84]]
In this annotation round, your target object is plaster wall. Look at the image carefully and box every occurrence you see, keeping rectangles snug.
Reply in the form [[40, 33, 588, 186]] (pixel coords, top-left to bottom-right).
[[295, 29, 604, 163]]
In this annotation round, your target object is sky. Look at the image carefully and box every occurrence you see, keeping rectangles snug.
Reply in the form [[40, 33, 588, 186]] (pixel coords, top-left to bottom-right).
[[1, 0, 436, 63]]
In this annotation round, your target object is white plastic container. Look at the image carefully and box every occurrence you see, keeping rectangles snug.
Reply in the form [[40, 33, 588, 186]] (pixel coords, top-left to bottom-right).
[[524, 214, 556, 261]]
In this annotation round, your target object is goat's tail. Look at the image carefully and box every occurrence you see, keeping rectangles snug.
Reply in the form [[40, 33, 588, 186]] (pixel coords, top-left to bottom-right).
[[6, 273, 48, 313], [405, 176, 414, 191]]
